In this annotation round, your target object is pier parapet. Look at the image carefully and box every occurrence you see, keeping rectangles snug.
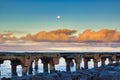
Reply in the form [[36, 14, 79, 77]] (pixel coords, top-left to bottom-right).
[[0, 52, 120, 76]]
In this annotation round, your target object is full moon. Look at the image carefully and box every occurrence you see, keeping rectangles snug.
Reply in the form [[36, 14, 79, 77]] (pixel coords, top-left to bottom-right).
[[57, 16, 61, 19]]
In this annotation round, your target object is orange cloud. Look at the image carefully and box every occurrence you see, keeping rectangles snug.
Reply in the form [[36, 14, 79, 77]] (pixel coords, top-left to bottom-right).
[[0, 34, 4, 43], [79, 29, 120, 42], [1, 29, 120, 43], [0, 33, 17, 43], [50, 29, 76, 35], [21, 29, 77, 41]]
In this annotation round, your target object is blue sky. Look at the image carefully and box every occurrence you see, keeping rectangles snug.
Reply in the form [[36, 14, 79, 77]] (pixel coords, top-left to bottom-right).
[[0, 0, 120, 37]]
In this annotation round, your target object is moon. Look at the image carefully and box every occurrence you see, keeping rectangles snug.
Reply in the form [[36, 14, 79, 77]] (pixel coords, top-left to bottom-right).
[[57, 16, 61, 19]]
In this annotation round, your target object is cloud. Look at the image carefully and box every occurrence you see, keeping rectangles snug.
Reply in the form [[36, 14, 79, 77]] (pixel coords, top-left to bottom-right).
[[3, 30, 26, 34], [1, 29, 120, 43], [79, 29, 120, 42], [0, 33, 17, 43], [50, 29, 76, 35], [0, 34, 4, 43], [21, 29, 77, 41]]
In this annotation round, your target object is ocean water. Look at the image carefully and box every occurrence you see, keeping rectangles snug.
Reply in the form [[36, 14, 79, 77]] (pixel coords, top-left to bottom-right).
[[0, 58, 115, 78]]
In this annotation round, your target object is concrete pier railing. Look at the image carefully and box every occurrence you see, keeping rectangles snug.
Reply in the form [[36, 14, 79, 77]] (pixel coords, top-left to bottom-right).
[[0, 51, 120, 76]]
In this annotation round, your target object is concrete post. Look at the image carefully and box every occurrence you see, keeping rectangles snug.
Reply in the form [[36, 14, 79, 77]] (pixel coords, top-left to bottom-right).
[[50, 57, 59, 73], [11, 61, 18, 76], [22, 66, 27, 76], [0, 60, 3, 76], [11, 64, 17, 76], [101, 58, 106, 66], [50, 62, 55, 73], [41, 58, 49, 73], [76, 63, 80, 70], [28, 62, 33, 74], [43, 62, 48, 72], [109, 58, 113, 64], [65, 59, 72, 72], [0, 60, 3, 64], [116, 58, 120, 63], [84, 59, 89, 69], [74, 55, 81, 71], [70, 60, 74, 67], [0, 64, 1, 76], [34, 59, 39, 71], [93, 59, 98, 68]]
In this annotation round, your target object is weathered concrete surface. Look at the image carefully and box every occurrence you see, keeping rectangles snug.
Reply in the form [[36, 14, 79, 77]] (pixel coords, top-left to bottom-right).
[[2, 63, 119, 80], [0, 52, 120, 78]]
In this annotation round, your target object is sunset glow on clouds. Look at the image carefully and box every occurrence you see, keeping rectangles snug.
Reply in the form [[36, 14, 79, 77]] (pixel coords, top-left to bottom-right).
[[0, 0, 120, 44], [0, 29, 120, 43], [21, 29, 76, 41], [79, 29, 120, 42], [0, 0, 120, 37]]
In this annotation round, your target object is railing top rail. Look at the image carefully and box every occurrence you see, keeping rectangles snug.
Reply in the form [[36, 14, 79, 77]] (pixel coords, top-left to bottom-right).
[[0, 51, 120, 55]]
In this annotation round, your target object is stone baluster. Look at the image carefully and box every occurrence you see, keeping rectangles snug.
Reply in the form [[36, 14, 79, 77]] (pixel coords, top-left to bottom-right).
[[22, 66, 27, 76], [34, 59, 39, 71], [43, 62, 48, 72], [28, 62, 33, 74], [109, 58, 113, 64], [101, 58, 106, 66], [41, 58, 49, 73], [11, 63, 17, 76], [93, 59, 98, 68], [116, 57, 120, 63], [49, 61, 55, 73], [11, 60, 18, 76], [76, 62, 80, 70], [65, 58, 72, 72], [84, 58, 89, 69], [0, 64, 1, 76], [0, 60, 3, 76], [74, 55, 81, 70], [50, 57, 59, 73]]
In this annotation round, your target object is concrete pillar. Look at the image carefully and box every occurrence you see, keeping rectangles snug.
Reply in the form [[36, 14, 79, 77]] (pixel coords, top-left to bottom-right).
[[49, 62, 55, 73], [93, 59, 98, 68], [43, 62, 48, 72], [0, 64, 1, 76], [109, 58, 113, 64], [70, 60, 74, 67], [11, 64, 17, 76], [101, 58, 106, 66], [84, 59, 89, 69], [34, 59, 39, 71], [65, 59, 72, 72], [41, 58, 50, 73], [0, 60, 3, 76], [11, 61, 18, 76], [22, 66, 27, 76], [28, 62, 33, 74], [53, 57, 59, 64], [76, 63, 80, 70], [116, 58, 120, 63], [50, 57, 59, 73], [0, 60, 3, 64], [74, 54, 81, 70]]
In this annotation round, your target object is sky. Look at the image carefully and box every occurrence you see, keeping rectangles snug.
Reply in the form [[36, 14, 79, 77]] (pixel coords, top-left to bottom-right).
[[0, 0, 120, 37]]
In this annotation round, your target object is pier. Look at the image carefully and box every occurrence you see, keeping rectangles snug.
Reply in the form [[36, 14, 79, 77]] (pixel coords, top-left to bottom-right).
[[0, 51, 120, 76]]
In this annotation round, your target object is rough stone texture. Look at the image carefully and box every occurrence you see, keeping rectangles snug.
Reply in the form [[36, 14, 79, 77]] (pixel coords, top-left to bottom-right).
[[2, 63, 120, 80]]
